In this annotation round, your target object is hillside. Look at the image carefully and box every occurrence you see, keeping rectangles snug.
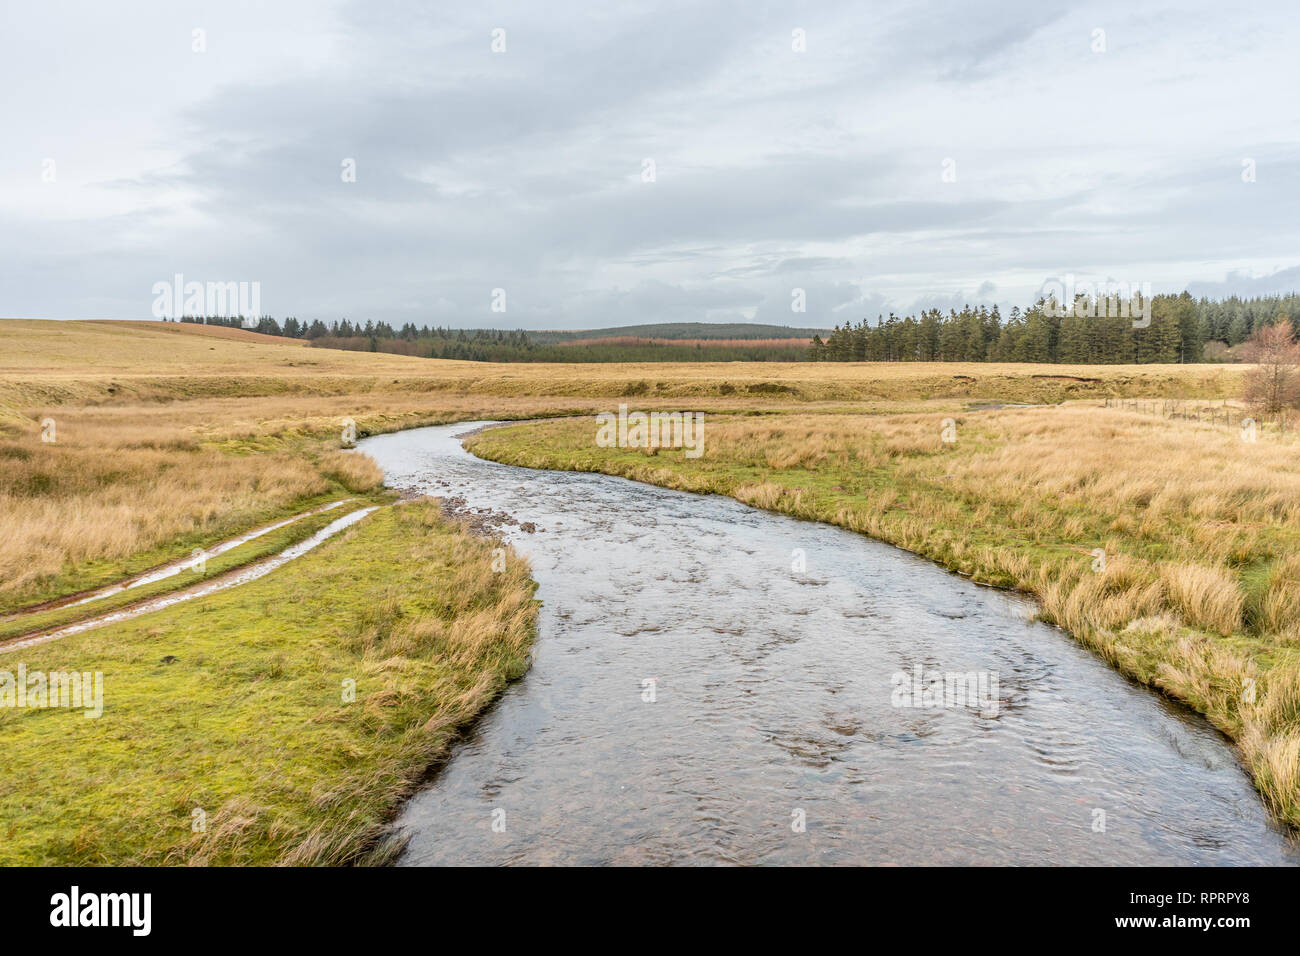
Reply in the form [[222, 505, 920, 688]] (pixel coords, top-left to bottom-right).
[[0, 318, 436, 378]]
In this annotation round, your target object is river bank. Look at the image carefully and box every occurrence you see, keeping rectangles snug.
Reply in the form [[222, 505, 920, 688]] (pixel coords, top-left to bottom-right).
[[464, 407, 1300, 834], [363, 421, 1298, 864], [0, 500, 538, 865]]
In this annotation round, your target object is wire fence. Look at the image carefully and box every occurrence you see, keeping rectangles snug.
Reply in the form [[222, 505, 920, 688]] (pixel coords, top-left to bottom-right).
[[1102, 397, 1289, 432]]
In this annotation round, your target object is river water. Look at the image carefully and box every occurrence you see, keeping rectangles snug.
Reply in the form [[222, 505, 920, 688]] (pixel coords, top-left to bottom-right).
[[359, 422, 1297, 866]]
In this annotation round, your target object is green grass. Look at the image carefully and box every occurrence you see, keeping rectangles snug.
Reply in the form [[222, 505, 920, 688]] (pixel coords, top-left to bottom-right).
[[0, 501, 538, 865], [0, 486, 365, 617], [0, 499, 383, 642]]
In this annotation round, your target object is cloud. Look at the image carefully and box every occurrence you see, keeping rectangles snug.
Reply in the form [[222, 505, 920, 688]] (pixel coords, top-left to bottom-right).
[[1, 0, 1298, 326], [1187, 266, 1300, 300]]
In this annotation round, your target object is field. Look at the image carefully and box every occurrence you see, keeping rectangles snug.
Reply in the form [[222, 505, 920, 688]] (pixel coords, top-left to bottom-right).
[[0, 319, 1241, 405], [2, 317, 1294, 861]]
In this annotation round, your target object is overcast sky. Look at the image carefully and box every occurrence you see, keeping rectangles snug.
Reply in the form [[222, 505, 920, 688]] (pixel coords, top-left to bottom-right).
[[2, 0, 1298, 329]]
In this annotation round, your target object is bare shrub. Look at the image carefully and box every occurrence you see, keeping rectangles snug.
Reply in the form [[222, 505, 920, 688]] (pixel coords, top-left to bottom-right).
[[1241, 319, 1300, 415]]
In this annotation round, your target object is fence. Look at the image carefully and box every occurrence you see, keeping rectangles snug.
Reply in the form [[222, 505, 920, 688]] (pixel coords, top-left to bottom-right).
[[1102, 397, 1289, 432]]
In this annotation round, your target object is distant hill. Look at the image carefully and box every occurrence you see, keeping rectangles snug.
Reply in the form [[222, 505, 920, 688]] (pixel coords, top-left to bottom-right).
[[90, 320, 309, 347], [528, 322, 824, 344]]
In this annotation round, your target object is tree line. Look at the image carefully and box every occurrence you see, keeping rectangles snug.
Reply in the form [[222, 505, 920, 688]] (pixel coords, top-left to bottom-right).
[[165, 315, 805, 361], [166, 290, 1300, 364], [807, 293, 1300, 364]]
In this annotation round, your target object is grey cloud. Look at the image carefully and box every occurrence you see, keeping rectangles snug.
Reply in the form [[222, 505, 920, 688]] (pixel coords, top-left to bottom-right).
[[1187, 266, 1300, 300], [1, 0, 1298, 326]]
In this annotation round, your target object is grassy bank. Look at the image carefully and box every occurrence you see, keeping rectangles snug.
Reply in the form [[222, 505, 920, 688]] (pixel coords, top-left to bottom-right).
[[0, 501, 538, 865], [466, 406, 1300, 830]]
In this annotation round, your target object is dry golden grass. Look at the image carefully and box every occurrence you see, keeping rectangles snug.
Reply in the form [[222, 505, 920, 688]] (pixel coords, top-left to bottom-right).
[[0, 318, 1242, 407], [0, 436, 333, 600], [96, 320, 313, 346], [1259, 555, 1300, 643], [1160, 563, 1245, 637], [0, 402, 390, 608], [0, 390, 596, 610], [1243, 667, 1300, 821], [0, 318, 400, 376]]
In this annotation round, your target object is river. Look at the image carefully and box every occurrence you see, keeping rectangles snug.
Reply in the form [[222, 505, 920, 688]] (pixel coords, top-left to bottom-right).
[[359, 422, 1298, 866]]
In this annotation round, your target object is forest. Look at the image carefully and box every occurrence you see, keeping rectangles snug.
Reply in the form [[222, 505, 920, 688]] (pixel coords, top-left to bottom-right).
[[165, 292, 1300, 364], [806, 293, 1300, 363]]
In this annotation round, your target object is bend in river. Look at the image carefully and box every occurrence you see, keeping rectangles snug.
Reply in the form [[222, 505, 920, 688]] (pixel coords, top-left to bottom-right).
[[359, 422, 1298, 866]]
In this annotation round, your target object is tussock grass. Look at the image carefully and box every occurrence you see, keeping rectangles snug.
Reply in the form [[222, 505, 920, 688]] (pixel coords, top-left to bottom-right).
[[0, 432, 337, 604], [2, 319, 1234, 615], [1160, 563, 1244, 637], [0, 394, 591, 611], [1258, 555, 1300, 645]]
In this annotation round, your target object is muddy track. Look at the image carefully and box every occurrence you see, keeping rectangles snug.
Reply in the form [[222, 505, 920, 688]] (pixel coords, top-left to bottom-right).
[[0, 498, 359, 622], [0, 505, 379, 652]]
